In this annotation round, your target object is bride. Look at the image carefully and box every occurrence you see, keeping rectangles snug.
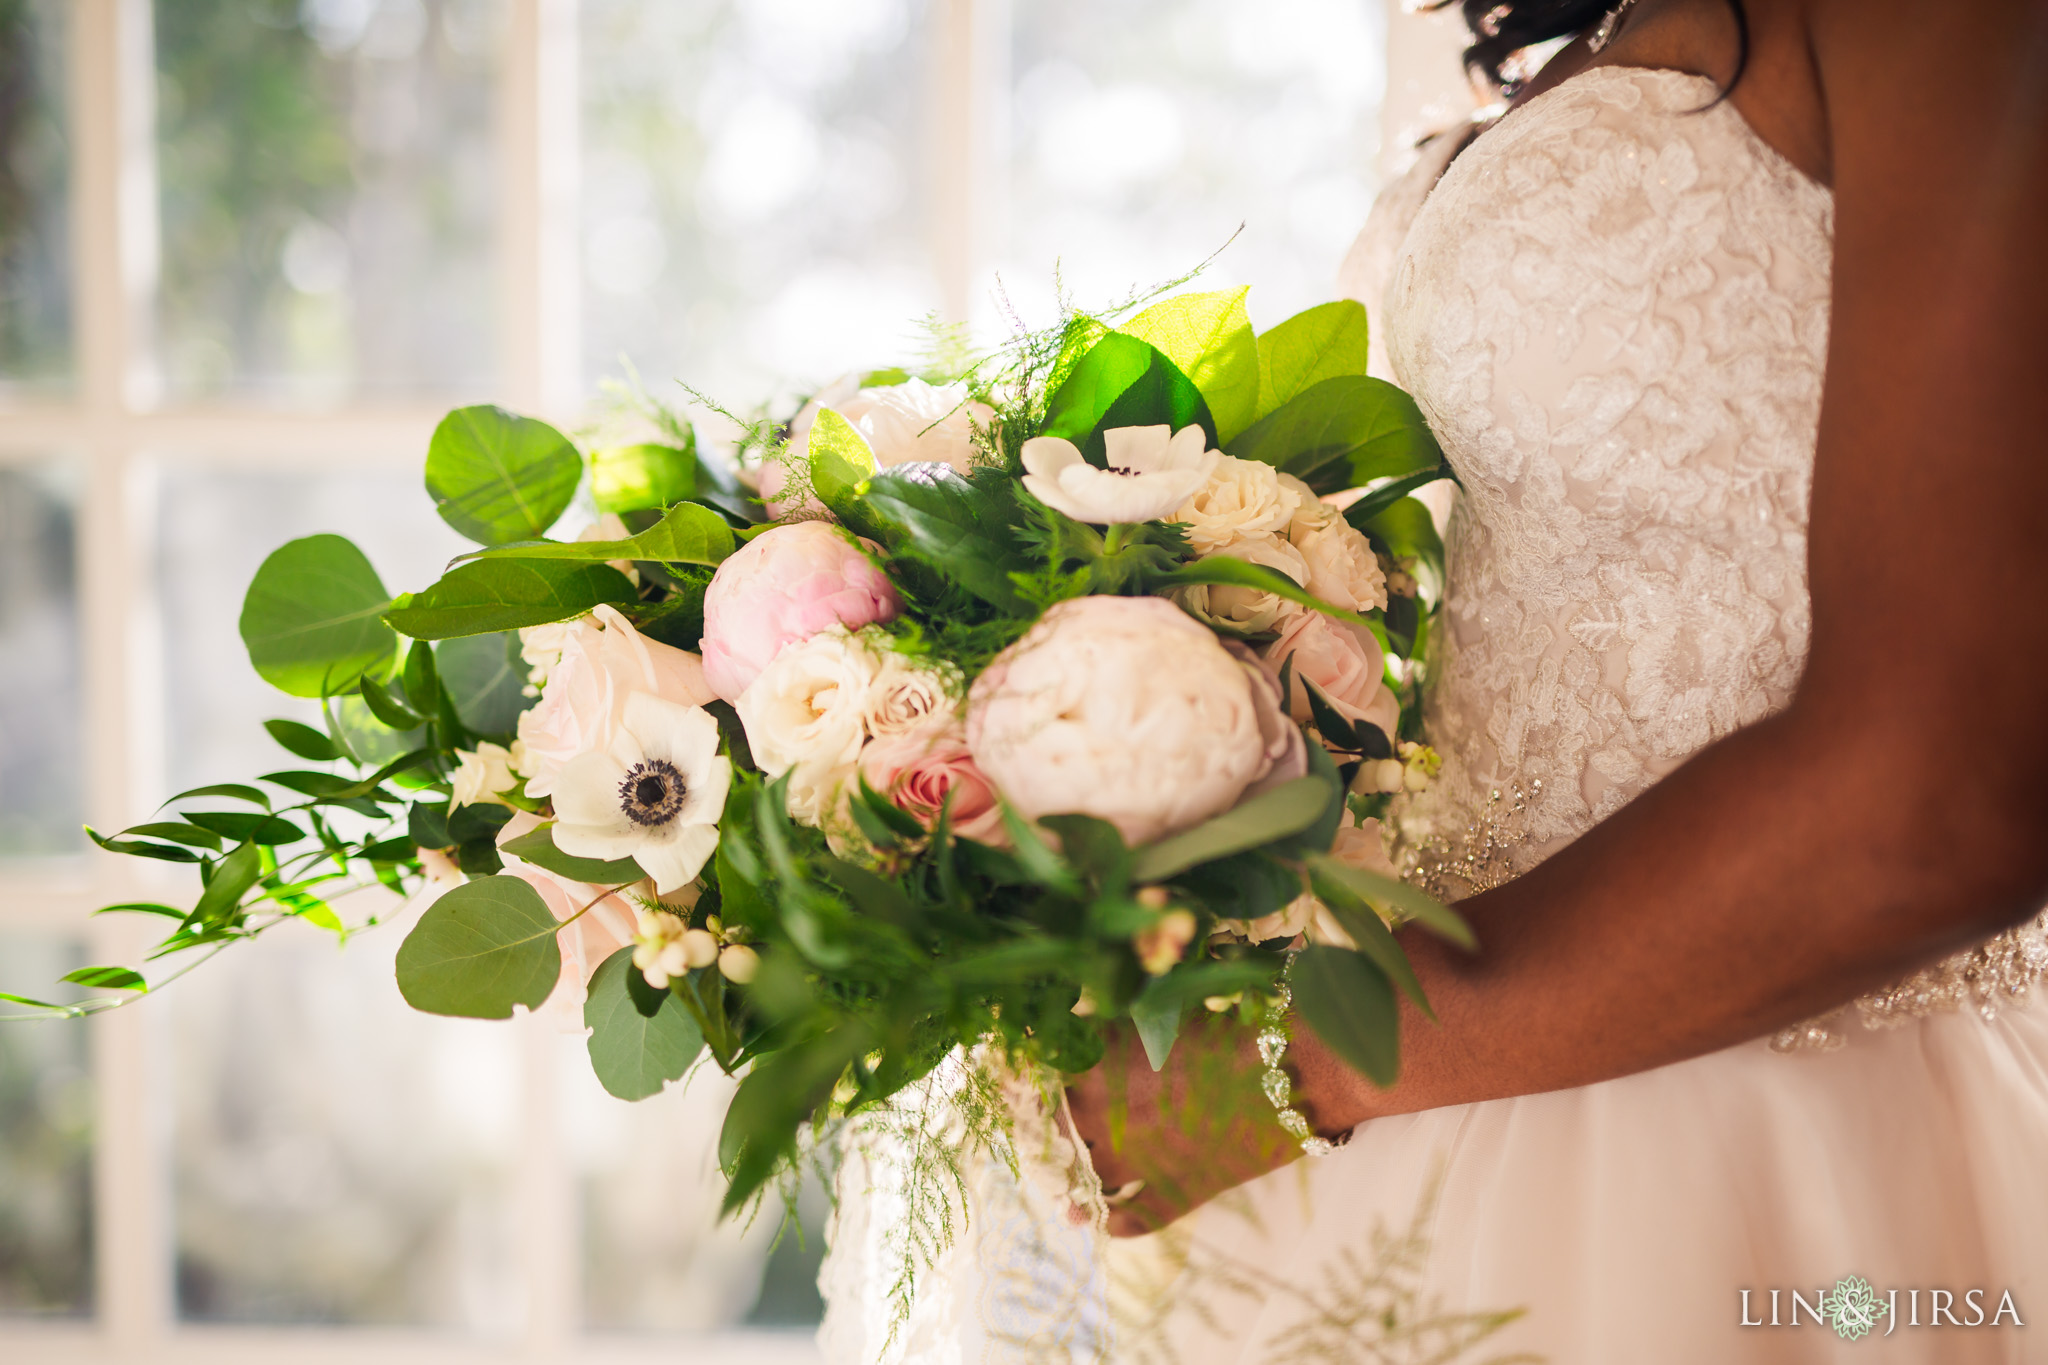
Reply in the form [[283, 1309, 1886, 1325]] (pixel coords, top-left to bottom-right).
[[820, 0, 2048, 1359]]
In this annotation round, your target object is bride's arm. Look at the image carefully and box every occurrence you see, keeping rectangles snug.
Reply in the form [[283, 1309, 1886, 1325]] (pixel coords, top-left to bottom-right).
[[1071, 0, 2048, 1233]]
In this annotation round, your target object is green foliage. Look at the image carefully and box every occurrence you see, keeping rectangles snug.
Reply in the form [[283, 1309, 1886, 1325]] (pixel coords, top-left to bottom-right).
[[425, 405, 583, 546], [499, 823, 644, 885], [1151, 554, 1377, 631], [1130, 982, 1187, 1071], [395, 876, 562, 1019], [808, 406, 878, 516], [454, 500, 735, 569], [863, 467, 1032, 615], [584, 948, 706, 1101], [383, 560, 637, 639], [1039, 331, 1216, 463], [238, 535, 397, 698], [1307, 851, 1476, 950], [1353, 492, 1448, 601], [1292, 944, 1400, 1087], [1254, 300, 1371, 419], [434, 632, 529, 738], [1121, 288, 1260, 443], [1226, 375, 1443, 495], [591, 440, 697, 515], [1131, 777, 1336, 883]]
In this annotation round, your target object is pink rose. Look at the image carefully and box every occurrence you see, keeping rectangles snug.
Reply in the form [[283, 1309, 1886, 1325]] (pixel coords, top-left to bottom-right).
[[515, 604, 717, 798], [1260, 612, 1400, 745], [495, 812, 641, 1024], [858, 723, 1006, 844], [699, 522, 902, 703]]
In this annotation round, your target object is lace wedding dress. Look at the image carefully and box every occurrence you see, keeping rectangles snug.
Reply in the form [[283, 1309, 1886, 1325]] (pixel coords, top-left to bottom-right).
[[818, 66, 2048, 1364]]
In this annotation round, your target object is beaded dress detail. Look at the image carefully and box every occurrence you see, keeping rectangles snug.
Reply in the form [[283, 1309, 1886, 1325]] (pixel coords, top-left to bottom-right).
[[1363, 66, 2047, 1045]]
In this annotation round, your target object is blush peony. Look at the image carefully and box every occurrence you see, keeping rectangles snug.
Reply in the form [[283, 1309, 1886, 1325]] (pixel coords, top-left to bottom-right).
[[698, 521, 901, 703], [966, 596, 1291, 846]]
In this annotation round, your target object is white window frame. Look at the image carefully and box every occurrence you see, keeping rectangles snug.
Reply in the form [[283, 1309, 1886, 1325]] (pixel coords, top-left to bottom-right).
[[0, 1, 1472, 1358]]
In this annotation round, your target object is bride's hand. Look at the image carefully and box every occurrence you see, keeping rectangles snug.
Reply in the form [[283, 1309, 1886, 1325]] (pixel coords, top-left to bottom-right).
[[1063, 1014, 1366, 1237]]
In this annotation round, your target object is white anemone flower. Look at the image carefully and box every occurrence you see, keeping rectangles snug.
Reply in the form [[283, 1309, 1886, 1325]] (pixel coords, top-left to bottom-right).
[[551, 692, 732, 895], [1020, 423, 1219, 525]]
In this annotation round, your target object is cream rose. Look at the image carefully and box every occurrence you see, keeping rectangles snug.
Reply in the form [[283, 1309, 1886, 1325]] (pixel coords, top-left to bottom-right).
[[736, 626, 881, 825], [966, 596, 1291, 846], [1172, 533, 1309, 636], [1173, 454, 1302, 554], [1260, 611, 1400, 743], [514, 605, 718, 798], [863, 651, 961, 737], [1295, 521, 1389, 614], [1277, 472, 1343, 539]]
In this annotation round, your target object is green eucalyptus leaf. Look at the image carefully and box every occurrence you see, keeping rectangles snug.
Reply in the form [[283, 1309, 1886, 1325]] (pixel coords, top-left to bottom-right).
[[453, 500, 735, 569], [329, 695, 425, 767], [121, 821, 222, 851], [1130, 776, 1336, 884], [383, 560, 638, 639], [357, 674, 425, 731], [395, 875, 562, 1019], [62, 966, 147, 993], [591, 439, 697, 515], [181, 811, 305, 846], [192, 841, 264, 925], [584, 947, 705, 1101], [499, 823, 645, 885], [1292, 943, 1400, 1086], [263, 718, 343, 761], [408, 802, 454, 849], [436, 632, 529, 737], [1121, 288, 1260, 443], [84, 827, 201, 863], [425, 405, 583, 546], [1310, 872, 1435, 1019], [160, 783, 270, 810], [1040, 331, 1216, 463], [239, 535, 398, 699], [1225, 375, 1442, 493], [1253, 300, 1371, 420]]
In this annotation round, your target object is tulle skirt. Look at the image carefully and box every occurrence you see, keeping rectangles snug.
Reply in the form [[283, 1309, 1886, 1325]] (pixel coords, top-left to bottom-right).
[[820, 1006, 2048, 1364]]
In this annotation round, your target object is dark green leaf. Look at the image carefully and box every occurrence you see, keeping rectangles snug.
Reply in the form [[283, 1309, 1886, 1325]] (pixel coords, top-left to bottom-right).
[[862, 467, 1032, 613], [499, 823, 645, 884], [85, 827, 200, 863], [401, 640, 443, 721], [454, 500, 735, 569], [1253, 300, 1371, 420], [854, 773, 925, 842], [383, 560, 638, 639], [160, 783, 270, 810], [91, 902, 186, 919], [329, 695, 426, 767], [1311, 871, 1434, 1019], [181, 811, 306, 845], [359, 836, 416, 862], [426, 404, 582, 546], [998, 806, 1084, 894], [1041, 331, 1216, 462], [239, 535, 398, 699], [1225, 375, 1442, 493], [356, 673, 425, 730], [1036, 814, 1129, 887], [1306, 852, 1475, 950], [436, 632, 529, 737], [591, 440, 697, 515], [1352, 493, 1447, 597], [61, 966, 147, 993], [395, 875, 562, 1018], [1292, 944, 1400, 1086], [447, 801, 514, 844], [816, 856, 918, 929], [409, 801, 454, 849], [263, 718, 342, 762], [584, 948, 706, 1101], [457, 838, 504, 876], [1129, 776, 1336, 883]]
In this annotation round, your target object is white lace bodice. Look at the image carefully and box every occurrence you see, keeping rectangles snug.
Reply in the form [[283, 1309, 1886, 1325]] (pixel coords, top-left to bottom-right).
[[1352, 66, 2046, 1037]]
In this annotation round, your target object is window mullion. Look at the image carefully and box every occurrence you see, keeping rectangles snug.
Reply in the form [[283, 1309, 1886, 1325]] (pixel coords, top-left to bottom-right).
[[929, 0, 1010, 325]]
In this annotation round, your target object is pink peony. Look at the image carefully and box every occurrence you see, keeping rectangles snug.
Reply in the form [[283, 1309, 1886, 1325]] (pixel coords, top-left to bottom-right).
[[858, 722, 1006, 844], [515, 604, 717, 799], [1260, 611, 1400, 745], [699, 522, 902, 703]]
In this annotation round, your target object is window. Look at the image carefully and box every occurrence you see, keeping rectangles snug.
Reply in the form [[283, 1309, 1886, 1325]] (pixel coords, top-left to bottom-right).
[[0, 1, 1472, 1357]]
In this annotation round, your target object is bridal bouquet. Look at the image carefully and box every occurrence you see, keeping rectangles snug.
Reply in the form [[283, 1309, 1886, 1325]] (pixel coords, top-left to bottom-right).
[[27, 285, 1469, 1212]]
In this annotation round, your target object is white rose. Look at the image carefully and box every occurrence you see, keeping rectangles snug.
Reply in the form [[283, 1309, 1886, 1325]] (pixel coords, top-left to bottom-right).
[[1277, 472, 1342, 539], [1294, 521, 1388, 614], [1171, 533, 1309, 635], [518, 620, 575, 694], [864, 651, 961, 737], [1174, 454, 1303, 554], [451, 742, 519, 810], [966, 596, 1289, 846], [736, 626, 881, 824]]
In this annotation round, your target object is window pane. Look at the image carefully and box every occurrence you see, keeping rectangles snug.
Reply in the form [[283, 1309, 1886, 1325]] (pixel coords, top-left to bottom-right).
[[0, 0, 71, 392], [154, 0, 500, 404], [579, 0, 935, 400], [0, 463, 82, 857], [0, 934, 92, 1318], [570, 1053, 824, 1332], [171, 913, 521, 1327], [154, 467, 470, 793], [1006, 0, 1386, 329]]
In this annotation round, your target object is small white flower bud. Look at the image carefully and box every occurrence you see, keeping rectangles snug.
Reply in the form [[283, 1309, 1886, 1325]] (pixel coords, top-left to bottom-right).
[[681, 928, 720, 970], [718, 944, 760, 983], [1135, 886, 1170, 910]]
